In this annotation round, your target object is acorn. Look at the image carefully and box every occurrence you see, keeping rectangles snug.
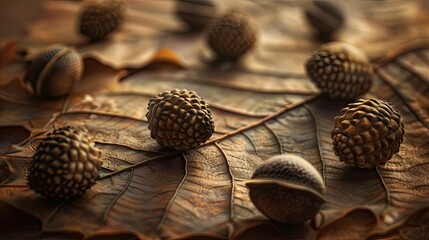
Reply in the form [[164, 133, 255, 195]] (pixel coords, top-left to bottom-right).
[[146, 89, 215, 150], [207, 11, 257, 60], [27, 47, 83, 99], [246, 154, 325, 224], [305, 42, 373, 100], [175, 0, 217, 31], [79, 0, 126, 42], [28, 126, 102, 201], [304, 0, 344, 42], [331, 99, 404, 169]]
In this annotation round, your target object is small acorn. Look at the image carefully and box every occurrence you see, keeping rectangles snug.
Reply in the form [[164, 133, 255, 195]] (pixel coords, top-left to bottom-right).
[[207, 11, 257, 60], [146, 89, 215, 150], [332, 99, 404, 169], [79, 0, 126, 42], [28, 126, 101, 201], [305, 42, 373, 100], [27, 47, 83, 99], [246, 154, 325, 224], [304, 0, 344, 42], [175, 0, 217, 31]]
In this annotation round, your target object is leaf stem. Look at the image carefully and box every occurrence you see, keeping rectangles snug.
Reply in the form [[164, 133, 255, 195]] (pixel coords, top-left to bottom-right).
[[99, 151, 180, 179]]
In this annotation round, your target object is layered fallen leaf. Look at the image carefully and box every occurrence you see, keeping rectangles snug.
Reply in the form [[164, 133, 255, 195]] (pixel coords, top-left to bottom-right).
[[1, 1, 429, 239]]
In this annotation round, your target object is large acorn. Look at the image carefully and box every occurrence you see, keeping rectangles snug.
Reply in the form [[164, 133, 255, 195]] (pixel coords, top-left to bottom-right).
[[28, 126, 101, 200], [27, 47, 83, 99], [246, 154, 325, 224], [207, 11, 257, 60], [332, 99, 404, 169], [146, 89, 215, 150], [175, 0, 217, 31], [305, 42, 373, 100], [79, 0, 126, 42]]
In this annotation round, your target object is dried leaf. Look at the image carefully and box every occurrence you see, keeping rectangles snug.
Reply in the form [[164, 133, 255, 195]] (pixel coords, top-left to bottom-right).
[[317, 208, 378, 240], [0, 202, 42, 239], [0, 58, 123, 129], [233, 220, 314, 240], [0, 42, 27, 86], [140, 48, 185, 71], [368, 206, 429, 239], [0, 126, 30, 154], [1, 1, 429, 239]]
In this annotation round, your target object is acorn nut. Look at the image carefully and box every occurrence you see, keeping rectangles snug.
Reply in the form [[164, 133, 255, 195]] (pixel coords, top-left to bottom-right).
[[332, 99, 404, 169], [207, 11, 257, 60], [246, 154, 325, 224], [79, 0, 126, 42], [28, 126, 102, 200], [176, 0, 217, 31], [305, 42, 373, 100], [304, 0, 344, 42], [27, 47, 83, 99], [146, 89, 215, 150]]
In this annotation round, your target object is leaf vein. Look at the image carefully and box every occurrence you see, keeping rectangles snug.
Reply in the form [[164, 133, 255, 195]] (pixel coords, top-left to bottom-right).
[[376, 167, 391, 211], [304, 106, 326, 186], [264, 122, 282, 155], [103, 168, 134, 222], [240, 132, 259, 157], [204, 95, 319, 145], [215, 142, 235, 222], [156, 152, 188, 232]]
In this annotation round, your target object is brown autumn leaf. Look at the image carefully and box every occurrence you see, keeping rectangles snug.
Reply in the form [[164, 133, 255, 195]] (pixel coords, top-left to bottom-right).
[[0, 41, 28, 88], [317, 208, 378, 240], [1, 1, 429, 239], [368, 206, 429, 239], [0, 59, 123, 128], [0, 41, 429, 239], [175, 217, 315, 240]]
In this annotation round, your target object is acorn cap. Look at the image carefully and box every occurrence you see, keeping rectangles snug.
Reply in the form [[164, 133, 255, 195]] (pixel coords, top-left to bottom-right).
[[305, 42, 373, 100], [79, 0, 126, 42], [331, 99, 405, 168], [146, 89, 215, 150], [28, 126, 102, 200], [320, 42, 369, 63], [246, 154, 325, 224], [207, 11, 257, 60]]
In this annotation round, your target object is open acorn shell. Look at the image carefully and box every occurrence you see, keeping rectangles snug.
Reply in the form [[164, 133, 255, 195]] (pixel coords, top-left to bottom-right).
[[246, 154, 326, 224]]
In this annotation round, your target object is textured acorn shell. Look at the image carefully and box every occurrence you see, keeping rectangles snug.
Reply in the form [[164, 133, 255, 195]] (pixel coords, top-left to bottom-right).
[[207, 11, 257, 60], [79, 0, 125, 42], [305, 42, 373, 100], [146, 89, 215, 150], [28, 126, 101, 201], [246, 154, 325, 224], [27, 47, 83, 99], [176, 0, 216, 31], [332, 99, 404, 168]]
